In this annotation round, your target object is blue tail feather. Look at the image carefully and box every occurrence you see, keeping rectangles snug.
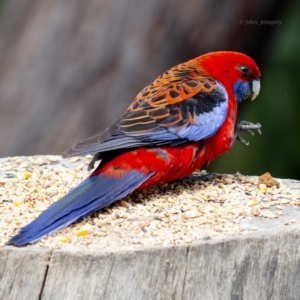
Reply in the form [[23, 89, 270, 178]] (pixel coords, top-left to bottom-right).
[[8, 170, 154, 246]]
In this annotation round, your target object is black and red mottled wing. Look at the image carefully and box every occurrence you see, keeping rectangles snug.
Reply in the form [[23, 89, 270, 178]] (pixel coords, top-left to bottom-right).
[[62, 62, 229, 168]]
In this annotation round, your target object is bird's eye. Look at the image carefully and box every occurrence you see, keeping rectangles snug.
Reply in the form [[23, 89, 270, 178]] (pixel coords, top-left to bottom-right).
[[239, 65, 250, 75]]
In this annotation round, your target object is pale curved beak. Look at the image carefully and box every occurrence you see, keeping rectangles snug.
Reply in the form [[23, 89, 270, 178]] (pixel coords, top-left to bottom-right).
[[251, 78, 261, 100]]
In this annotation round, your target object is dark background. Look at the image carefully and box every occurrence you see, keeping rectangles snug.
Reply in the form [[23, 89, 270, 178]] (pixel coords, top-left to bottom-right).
[[0, 0, 298, 179]]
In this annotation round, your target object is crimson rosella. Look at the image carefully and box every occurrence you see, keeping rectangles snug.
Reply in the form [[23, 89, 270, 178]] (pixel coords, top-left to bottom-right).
[[8, 51, 261, 246]]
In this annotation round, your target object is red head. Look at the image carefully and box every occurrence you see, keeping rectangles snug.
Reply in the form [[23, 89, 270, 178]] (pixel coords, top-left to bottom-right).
[[197, 51, 261, 101]]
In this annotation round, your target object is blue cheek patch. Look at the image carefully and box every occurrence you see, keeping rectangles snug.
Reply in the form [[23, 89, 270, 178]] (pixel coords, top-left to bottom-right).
[[234, 80, 251, 102]]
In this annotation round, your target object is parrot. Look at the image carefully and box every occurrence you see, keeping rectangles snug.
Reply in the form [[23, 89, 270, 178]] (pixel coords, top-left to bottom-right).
[[8, 51, 261, 246]]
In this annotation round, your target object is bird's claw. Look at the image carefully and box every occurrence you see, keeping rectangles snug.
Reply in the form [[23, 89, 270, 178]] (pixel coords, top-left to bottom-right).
[[233, 121, 262, 147], [181, 172, 217, 183], [236, 134, 249, 146]]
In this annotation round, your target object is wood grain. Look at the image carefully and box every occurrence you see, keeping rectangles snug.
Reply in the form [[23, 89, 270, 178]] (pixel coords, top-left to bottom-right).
[[2, 217, 300, 299], [0, 248, 51, 300]]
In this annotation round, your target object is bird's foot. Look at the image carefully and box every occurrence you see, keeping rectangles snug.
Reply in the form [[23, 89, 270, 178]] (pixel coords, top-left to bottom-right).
[[181, 172, 217, 183], [233, 121, 262, 147]]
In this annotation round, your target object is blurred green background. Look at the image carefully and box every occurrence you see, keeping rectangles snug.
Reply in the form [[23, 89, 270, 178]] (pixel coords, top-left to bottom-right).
[[209, 0, 300, 179]]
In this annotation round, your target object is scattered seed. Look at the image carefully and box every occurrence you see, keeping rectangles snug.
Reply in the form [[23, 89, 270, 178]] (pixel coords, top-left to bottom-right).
[[47, 156, 59, 163], [13, 200, 23, 207], [59, 236, 71, 243], [1, 156, 300, 250], [23, 172, 32, 179], [258, 184, 267, 192], [120, 200, 131, 208], [69, 157, 80, 163], [76, 228, 90, 236]]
